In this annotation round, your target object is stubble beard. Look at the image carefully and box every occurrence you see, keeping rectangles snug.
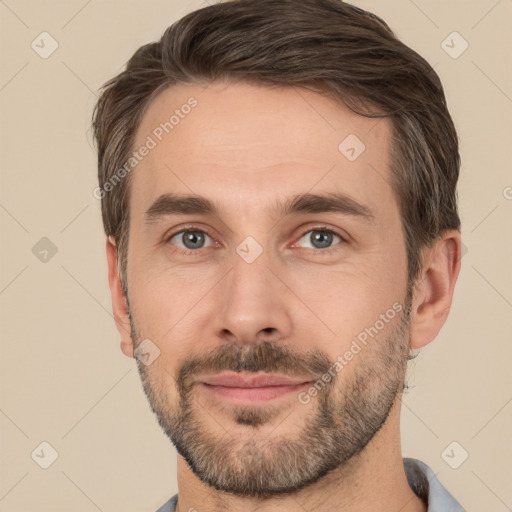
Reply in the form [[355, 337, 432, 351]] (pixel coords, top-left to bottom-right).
[[130, 292, 412, 498]]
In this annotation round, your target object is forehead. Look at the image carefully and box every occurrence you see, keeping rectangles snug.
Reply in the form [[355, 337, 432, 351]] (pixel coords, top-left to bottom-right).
[[130, 80, 396, 222]]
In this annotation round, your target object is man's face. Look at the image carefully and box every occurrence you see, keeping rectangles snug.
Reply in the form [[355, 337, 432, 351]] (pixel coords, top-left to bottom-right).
[[124, 81, 411, 496]]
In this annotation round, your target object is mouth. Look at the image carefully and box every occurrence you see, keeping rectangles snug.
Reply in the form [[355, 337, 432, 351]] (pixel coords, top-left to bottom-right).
[[195, 372, 312, 403]]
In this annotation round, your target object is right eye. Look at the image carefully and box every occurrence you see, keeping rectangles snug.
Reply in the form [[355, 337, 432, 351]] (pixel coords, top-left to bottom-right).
[[166, 229, 215, 254]]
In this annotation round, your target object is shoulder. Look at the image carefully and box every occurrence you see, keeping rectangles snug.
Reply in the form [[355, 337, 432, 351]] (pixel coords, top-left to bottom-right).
[[154, 493, 178, 512], [404, 458, 466, 511]]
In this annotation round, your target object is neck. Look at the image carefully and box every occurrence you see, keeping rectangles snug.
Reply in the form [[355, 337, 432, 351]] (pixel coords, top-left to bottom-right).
[[174, 400, 426, 512]]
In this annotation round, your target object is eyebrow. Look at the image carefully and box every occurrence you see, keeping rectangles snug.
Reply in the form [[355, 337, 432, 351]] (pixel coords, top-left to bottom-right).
[[144, 192, 375, 224], [145, 193, 218, 222], [274, 192, 375, 223]]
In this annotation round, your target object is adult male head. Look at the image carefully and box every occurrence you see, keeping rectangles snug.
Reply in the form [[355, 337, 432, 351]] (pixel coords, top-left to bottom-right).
[[93, 1, 463, 510]]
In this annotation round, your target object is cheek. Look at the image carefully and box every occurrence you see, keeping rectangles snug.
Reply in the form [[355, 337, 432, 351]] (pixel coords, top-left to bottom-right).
[[127, 266, 221, 380], [286, 258, 405, 345], [128, 253, 215, 331]]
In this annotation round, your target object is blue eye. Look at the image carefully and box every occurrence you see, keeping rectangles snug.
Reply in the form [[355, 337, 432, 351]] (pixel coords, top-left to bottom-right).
[[164, 226, 346, 256], [168, 230, 213, 251], [296, 229, 344, 250]]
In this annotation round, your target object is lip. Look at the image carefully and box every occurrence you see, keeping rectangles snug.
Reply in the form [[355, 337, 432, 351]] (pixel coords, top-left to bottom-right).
[[195, 372, 312, 403], [197, 372, 311, 388]]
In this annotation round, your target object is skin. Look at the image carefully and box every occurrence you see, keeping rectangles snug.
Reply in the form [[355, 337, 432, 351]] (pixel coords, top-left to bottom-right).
[[106, 81, 461, 512]]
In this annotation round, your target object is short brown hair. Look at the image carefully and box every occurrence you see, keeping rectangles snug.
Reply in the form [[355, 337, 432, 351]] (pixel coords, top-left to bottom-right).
[[92, 0, 461, 292]]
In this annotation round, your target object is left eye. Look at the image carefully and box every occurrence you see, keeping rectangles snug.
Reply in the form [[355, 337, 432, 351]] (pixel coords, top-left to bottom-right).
[[296, 229, 343, 250]]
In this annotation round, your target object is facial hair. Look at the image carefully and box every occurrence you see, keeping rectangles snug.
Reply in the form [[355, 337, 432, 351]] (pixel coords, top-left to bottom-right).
[[130, 292, 412, 498]]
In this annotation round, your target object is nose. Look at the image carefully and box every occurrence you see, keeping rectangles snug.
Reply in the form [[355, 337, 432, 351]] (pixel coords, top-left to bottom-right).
[[212, 249, 293, 345]]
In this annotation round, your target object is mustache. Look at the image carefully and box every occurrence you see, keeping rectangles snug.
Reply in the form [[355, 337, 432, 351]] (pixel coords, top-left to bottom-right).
[[176, 340, 333, 392]]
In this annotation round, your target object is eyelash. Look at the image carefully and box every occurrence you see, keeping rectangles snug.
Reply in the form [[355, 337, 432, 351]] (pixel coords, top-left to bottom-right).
[[164, 225, 347, 257]]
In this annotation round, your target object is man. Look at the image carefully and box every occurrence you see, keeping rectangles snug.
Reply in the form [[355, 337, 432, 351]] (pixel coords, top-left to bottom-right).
[[92, 0, 465, 510]]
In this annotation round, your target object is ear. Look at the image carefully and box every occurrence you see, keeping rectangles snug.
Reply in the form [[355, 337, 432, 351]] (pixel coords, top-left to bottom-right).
[[106, 236, 134, 358], [409, 230, 462, 349]]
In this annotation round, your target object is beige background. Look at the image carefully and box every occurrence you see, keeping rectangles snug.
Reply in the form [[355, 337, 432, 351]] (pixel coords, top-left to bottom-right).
[[1, 0, 511, 510]]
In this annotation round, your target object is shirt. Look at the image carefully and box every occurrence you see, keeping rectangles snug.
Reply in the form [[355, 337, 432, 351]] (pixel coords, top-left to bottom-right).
[[155, 457, 466, 511]]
